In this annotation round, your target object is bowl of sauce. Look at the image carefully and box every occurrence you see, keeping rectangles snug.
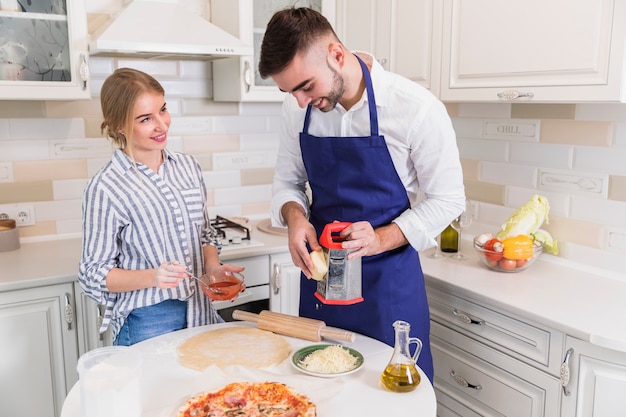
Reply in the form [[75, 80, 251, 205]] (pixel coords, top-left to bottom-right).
[[199, 271, 245, 301]]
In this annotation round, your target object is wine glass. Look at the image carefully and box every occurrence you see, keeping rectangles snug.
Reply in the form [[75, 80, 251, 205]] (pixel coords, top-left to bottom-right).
[[428, 233, 445, 259], [449, 200, 473, 261]]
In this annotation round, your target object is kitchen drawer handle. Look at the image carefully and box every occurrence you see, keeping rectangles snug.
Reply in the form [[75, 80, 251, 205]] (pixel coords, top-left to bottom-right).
[[272, 263, 281, 295], [450, 370, 482, 390], [497, 90, 534, 100], [560, 348, 573, 396], [64, 293, 74, 330], [452, 309, 485, 326]]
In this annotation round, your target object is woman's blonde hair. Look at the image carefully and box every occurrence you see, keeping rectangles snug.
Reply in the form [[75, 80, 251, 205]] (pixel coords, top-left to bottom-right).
[[100, 68, 165, 150]]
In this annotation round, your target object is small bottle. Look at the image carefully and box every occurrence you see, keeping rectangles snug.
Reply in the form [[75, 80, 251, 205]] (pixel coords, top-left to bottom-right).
[[440, 224, 458, 253], [381, 320, 422, 392]]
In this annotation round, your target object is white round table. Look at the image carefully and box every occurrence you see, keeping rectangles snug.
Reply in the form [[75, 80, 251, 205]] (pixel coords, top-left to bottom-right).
[[62, 322, 436, 417]]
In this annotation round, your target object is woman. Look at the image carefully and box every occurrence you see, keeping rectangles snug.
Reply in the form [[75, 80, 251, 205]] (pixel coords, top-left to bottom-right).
[[78, 68, 243, 346]]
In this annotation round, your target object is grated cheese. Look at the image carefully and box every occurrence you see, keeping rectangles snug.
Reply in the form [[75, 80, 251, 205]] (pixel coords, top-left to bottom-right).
[[298, 345, 358, 374]]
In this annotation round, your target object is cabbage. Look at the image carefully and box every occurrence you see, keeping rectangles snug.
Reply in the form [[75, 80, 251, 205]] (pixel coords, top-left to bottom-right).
[[532, 229, 559, 255], [496, 195, 550, 241]]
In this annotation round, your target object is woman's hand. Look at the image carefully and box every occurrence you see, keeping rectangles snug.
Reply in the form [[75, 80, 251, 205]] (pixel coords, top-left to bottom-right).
[[154, 261, 188, 289]]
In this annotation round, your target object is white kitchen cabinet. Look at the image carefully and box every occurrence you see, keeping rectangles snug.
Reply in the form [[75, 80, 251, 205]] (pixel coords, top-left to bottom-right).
[[269, 252, 301, 316], [0, 283, 79, 417], [427, 281, 564, 417], [334, 0, 442, 93], [560, 336, 626, 417], [210, 0, 336, 102], [440, 0, 626, 102], [0, 0, 90, 100]]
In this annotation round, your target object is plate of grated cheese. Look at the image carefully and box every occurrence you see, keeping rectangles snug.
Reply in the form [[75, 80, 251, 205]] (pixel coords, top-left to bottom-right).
[[291, 344, 364, 378]]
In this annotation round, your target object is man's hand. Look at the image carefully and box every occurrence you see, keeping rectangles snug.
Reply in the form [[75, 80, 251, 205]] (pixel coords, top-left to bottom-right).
[[339, 221, 408, 260], [282, 202, 321, 279]]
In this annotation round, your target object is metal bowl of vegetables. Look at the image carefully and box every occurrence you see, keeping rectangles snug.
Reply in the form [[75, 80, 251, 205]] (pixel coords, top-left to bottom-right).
[[473, 233, 543, 273]]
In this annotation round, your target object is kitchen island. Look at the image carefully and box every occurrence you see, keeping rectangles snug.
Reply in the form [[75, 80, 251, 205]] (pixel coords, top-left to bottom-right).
[[2, 221, 626, 417], [60, 321, 436, 417]]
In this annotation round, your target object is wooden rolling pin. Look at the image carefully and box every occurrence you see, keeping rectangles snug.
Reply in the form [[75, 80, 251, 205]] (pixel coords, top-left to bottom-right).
[[232, 310, 356, 343]]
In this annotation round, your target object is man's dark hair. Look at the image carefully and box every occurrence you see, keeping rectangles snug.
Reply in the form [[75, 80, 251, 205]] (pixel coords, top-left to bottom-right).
[[258, 7, 338, 79]]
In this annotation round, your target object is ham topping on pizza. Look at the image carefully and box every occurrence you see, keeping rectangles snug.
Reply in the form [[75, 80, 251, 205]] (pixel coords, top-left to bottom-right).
[[178, 382, 316, 417]]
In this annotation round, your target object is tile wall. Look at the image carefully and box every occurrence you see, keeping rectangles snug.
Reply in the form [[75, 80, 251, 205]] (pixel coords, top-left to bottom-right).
[[1, 58, 625, 278]]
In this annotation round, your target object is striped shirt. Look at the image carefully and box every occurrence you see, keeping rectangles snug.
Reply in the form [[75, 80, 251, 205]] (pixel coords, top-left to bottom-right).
[[78, 149, 221, 340]]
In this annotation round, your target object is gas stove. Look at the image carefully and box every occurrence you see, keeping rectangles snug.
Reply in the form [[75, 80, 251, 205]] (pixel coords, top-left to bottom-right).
[[210, 215, 264, 252]]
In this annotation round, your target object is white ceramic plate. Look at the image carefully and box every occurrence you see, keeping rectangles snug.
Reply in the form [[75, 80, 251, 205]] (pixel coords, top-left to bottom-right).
[[291, 344, 364, 378]]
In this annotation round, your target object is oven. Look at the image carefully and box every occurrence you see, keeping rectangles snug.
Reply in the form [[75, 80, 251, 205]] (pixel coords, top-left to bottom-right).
[[209, 216, 270, 321]]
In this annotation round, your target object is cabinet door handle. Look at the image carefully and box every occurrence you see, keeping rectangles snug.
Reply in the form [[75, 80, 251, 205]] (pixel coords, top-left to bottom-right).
[[96, 304, 104, 341], [243, 60, 252, 93], [64, 293, 74, 330], [79, 53, 89, 90], [450, 370, 482, 390], [452, 309, 485, 326], [560, 348, 573, 396], [497, 90, 534, 100], [272, 263, 281, 295]]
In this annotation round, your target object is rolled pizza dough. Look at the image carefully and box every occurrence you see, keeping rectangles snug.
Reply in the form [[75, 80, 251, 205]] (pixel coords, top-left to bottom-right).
[[177, 327, 291, 371]]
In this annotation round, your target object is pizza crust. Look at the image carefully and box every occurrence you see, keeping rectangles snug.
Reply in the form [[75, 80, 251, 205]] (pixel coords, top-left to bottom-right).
[[177, 327, 291, 371]]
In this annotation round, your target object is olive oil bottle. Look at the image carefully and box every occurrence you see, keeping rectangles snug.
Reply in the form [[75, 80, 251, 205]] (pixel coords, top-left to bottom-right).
[[381, 320, 423, 393], [440, 224, 458, 253]]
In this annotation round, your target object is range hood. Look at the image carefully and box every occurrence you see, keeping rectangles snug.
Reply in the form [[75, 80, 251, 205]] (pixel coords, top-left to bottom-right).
[[88, 0, 252, 60]]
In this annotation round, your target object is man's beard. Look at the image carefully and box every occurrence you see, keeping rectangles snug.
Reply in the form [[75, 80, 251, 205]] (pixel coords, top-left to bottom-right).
[[318, 62, 345, 112]]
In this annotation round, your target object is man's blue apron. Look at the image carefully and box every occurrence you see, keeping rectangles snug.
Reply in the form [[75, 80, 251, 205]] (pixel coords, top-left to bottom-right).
[[298, 55, 433, 381]]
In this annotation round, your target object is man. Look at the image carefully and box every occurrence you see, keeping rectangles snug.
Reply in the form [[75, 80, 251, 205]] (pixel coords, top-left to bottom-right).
[[258, 7, 465, 381]]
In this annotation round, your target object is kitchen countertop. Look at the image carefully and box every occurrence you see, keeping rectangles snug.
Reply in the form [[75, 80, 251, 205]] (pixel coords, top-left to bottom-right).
[[0, 218, 289, 292], [2, 221, 625, 353]]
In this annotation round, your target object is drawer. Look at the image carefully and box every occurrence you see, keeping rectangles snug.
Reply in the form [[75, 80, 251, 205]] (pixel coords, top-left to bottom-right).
[[427, 284, 564, 375], [431, 321, 561, 417], [228, 255, 270, 287]]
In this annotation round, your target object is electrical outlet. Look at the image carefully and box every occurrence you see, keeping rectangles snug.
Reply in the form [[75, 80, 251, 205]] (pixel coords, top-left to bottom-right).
[[15, 204, 35, 226], [0, 203, 35, 226], [0, 204, 16, 221]]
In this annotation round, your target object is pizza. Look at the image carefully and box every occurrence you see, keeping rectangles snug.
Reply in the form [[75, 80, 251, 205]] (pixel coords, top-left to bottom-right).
[[177, 381, 316, 417]]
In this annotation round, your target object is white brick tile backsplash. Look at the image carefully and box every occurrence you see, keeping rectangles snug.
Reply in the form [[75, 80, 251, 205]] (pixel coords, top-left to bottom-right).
[[614, 123, 626, 149], [87, 56, 115, 75], [170, 117, 213, 135], [161, 79, 211, 98], [240, 102, 283, 116], [571, 195, 626, 228], [240, 133, 279, 151], [10, 118, 84, 139], [0, 162, 13, 182], [0, 140, 50, 161], [214, 184, 272, 206], [213, 151, 276, 170], [452, 118, 483, 139], [203, 170, 241, 189], [213, 116, 270, 134], [575, 103, 626, 122], [573, 146, 626, 175], [510, 142, 572, 168], [50, 138, 114, 159], [457, 103, 511, 118], [35, 199, 82, 221], [480, 161, 537, 187], [116, 59, 179, 77], [87, 158, 112, 177], [179, 61, 211, 78], [56, 218, 82, 235], [53, 179, 89, 200], [0, 120, 9, 140], [457, 138, 508, 162]]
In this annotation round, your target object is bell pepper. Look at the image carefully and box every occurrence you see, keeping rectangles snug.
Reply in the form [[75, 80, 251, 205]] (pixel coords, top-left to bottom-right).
[[502, 235, 534, 260]]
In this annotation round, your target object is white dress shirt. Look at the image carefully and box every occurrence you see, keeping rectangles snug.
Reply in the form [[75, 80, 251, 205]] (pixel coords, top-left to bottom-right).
[[271, 53, 466, 252]]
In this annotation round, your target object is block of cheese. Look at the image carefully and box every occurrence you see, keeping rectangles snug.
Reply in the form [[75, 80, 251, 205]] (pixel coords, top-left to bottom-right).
[[310, 250, 328, 281]]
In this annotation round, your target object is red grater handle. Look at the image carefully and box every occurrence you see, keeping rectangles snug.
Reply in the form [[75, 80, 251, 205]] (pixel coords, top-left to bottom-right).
[[319, 222, 352, 249]]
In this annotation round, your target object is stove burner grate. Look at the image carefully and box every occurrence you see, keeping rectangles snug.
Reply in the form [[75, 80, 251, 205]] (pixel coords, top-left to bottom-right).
[[210, 215, 251, 241]]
